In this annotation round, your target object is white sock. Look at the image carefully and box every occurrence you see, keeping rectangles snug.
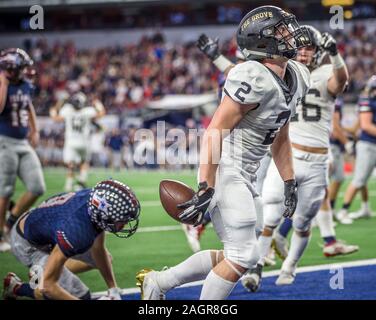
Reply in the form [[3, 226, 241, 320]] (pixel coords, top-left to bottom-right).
[[316, 210, 335, 238], [257, 234, 273, 266], [361, 201, 369, 211], [200, 270, 237, 300], [156, 250, 213, 292], [65, 177, 73, 191], [282, 231, 310, 271]]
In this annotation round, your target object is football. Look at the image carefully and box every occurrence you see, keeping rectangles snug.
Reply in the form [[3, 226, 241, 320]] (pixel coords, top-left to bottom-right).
[[159, 179, 195, 224]]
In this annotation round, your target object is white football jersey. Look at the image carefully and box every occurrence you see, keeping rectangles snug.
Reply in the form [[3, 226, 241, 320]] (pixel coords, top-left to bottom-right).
[[221, 59, 310, 168], [289, 64, 335, 148], [60, 104, 97, 148]]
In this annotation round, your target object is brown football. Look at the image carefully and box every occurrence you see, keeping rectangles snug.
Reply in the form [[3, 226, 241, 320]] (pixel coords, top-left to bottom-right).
[[159, 179, 196, 224]]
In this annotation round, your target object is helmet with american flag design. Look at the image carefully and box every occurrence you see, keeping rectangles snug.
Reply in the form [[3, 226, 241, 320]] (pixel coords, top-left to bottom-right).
[[88, 179, 140, 238]]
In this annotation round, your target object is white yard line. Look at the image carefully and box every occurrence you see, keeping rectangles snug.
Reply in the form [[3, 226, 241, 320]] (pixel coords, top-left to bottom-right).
[[92, 258, 376, 298]]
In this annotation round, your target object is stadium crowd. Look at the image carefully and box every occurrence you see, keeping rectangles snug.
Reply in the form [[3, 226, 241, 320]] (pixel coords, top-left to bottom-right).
[[27, 23, 376, 167]]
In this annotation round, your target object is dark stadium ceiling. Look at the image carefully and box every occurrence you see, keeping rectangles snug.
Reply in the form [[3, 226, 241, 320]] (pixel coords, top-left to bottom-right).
[[0, 0, 322, 9]]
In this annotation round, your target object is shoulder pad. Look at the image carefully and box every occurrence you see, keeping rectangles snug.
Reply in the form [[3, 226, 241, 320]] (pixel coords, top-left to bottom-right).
[[223, 61, 268, 105], [288, 60, 310, 94]]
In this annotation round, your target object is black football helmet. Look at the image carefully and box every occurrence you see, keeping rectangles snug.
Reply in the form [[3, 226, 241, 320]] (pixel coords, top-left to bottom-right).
[[300, 25, 325, 68], [0, 48, 33, 81], [69, 92, 87, 110], [237, 6, 312, 60]]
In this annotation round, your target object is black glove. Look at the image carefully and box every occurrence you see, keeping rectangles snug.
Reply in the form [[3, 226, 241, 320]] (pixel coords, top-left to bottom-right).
[[283, 179, 298, 218], [320, 32, 338, 56], [177, 182, 215, 226], [197, 34, 220, 61]]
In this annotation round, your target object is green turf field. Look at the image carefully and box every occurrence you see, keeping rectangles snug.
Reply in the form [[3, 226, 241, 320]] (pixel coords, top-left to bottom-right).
[[1, 168, 375, 295]]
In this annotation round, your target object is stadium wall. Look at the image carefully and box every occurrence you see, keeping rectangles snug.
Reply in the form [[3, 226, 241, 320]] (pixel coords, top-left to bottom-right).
[[2, 19, 376, 49]]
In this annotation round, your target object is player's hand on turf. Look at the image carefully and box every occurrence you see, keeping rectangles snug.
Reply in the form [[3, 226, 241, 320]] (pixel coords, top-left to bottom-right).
[[197, 34, 220, 61], [283, 179, 298, 218], [107, 287, 121, 300], [320, 32, 338, 56], [177, 182, 215, 226]]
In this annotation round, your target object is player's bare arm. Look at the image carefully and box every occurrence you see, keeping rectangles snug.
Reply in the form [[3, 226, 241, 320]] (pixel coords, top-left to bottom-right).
[[28, 102, 39, 148], [322, 33, 349, 96], [332, 111, 348, 144], [360, 111, 376, 136], [0, 71, 9, 113], [199, 95, 257, 188], [49, 99, 66, 122], [93, 98, 106, 119], [91, 232, 118, 290], [41, 245, 79, 300], [271, 122, 298, 218], [178, 95, 257, 226], [271, 122, 294, 181]]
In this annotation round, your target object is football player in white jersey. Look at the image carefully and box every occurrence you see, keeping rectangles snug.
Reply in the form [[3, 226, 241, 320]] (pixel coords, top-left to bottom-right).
[[50, 92, 105, 191], [136, 5, 311, 300], [185, 34, 276, 266], [242, 25, 353, 291]]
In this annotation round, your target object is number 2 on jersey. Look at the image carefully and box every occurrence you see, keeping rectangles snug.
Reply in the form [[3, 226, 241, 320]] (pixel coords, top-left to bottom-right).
[[262, 110, 291, 145]]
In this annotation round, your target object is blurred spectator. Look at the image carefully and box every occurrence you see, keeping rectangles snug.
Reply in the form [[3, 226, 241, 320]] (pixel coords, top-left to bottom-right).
[[106, 128, 125, 171]]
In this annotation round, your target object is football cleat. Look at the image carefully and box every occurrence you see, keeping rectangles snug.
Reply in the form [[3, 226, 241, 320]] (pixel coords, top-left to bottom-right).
[[272, 233, 289, 260], [0, 240, 11, 253], [334, 209, 353, 225], [241, 263, 263, 292], [276, 269, 296, 286], [348, 209, 373, 220], [3, 272, 21, 300], [323, 240, 359, 257], [136, 269, 165, 300]]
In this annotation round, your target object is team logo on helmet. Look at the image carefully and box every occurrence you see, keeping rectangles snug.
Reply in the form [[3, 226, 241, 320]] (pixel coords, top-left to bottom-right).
[[237, 5, 312, 61]]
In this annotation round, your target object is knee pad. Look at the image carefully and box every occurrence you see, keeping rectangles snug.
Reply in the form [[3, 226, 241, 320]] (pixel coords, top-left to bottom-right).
[[293, 215, 312, 233], [224, 238, 260, 270], [263, 202, 284, 229]]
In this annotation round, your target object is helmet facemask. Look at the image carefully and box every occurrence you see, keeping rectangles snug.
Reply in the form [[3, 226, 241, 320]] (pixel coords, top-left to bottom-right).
[[238, 9, 312, 61], [265, 15, 312, 59]]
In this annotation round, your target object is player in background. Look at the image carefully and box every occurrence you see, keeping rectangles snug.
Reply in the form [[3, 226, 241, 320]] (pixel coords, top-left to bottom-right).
[[328, 98, 371, 222], [242, 25, 354, 292], [183, 34, 276, 266], [0, 48, 46, 252], [3, 179, 140, 300], [336, 76, 376, 220], [50, 92, 105, 192], [136, 5, 311, 300], [268, 96, 360, 264]]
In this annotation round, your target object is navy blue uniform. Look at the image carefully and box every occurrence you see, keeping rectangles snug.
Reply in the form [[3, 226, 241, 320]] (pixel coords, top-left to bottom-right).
[[23, 189, 102, 257], [358, 96, 376, 144], [0, 80, 34, 139], [108, 134, 124, 152]]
